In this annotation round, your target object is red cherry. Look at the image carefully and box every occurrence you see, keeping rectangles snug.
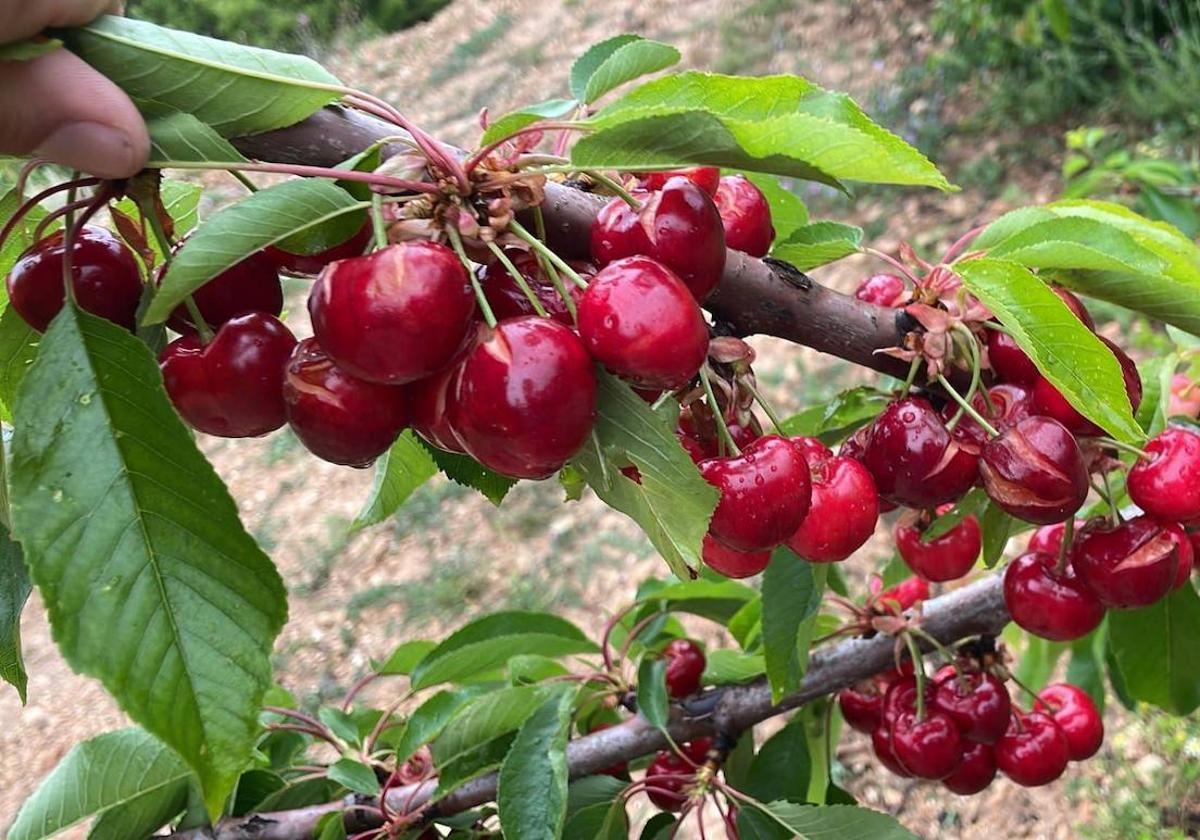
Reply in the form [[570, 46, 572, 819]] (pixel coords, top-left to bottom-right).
[[875, 659, 916, 691], [877, 577, 930, 615], [159, 313, 296, 438], [713, 175, 774, 257], [267, 223, 372, 275], [943, 742, 997, 795], [1030, 337, 1142, 437], [1168, 374, 1200, 418], [940, 383, 1033, 452], [995, 711, 1070, 787], [933, 667, 1012, 744], [862, 397, 978, 509], [787, 456, 878, 563], [7, 226, 142, 332], [677, 408, 762, 460], [854, 274, 907, 307], [839, 685, 882, 734], [896, 512, 981, 582], [1003, 551, 1105, 641], [891, 708, 963, 780], [478, 248, 586, 326], [870, 723, 912, 778], [167, 250, 282, 334], [450, 317, 597, 479], [682, 737, 714, 765], [577, 256, 708, 390], [407, 361, 468, 454], [1070, 515, 1178, 608], [645, 751, 692, 811], [639, 167, 721, 196], [282, 338, 410, 467], [588, 722, 628, 777], [1165, 522, 1195, 589], [699, 436, 812, 552], [1027, 520, 1084, 556], [1035, 683, 1103, 761], [881, 675, 935, 724], [590, 177, 726, 302], [1128, 428, 1200, 522], [980, 416, 1088, 525], [663, 639, 706, 698], [308, 242, 475, 385], [791, 435, 833, 464], [701, 534, 771, 579]]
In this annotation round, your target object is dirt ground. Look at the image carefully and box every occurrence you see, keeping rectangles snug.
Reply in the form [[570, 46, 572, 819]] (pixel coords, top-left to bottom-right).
[[0, 1, 1113, 837]]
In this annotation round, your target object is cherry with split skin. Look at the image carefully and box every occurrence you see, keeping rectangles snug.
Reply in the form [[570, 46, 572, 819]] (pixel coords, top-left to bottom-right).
[[979, 416, 1089, 525], [1070, 514, 1178, 609], [663, 639, 706, 698], [862, 397, 978, 509]]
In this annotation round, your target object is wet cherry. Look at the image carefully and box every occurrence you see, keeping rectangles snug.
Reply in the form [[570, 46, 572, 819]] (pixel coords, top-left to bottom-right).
[[699, 435, 812, 552], [713, 174, 775, 257], [995, 711, 1070, 787], [862, 397, 978, 509], [1127, 427, 1200, 523], [477, 248, 586, 326], [1035, 683, 1103, 761], [1003, 551, 1105, 641], [663, 639, 706, 698], [1070, 515, 1178, 608]]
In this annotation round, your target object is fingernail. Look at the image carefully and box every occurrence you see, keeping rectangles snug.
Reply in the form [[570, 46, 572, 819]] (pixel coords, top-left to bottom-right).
[[36, 121, 140, 179]]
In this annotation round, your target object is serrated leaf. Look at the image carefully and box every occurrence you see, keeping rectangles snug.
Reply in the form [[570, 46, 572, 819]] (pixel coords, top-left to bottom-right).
[[979, 501, 1016, 568], [327, 759, 380, 796], [352, 431, 438, 532], [373, 638, 437, 676], [431, 683, 571, 768], [637, 578, 756, 624], [780, 386, 890, 445], [0, 39, 62, 61], [111, 179, 203, 268], [145, 112, 249, 166], [570, 35, 644, 100], [740, 801, 916, 840], [392, 686, 489, 763], [419, 439, 516, 506], [146, 179, 363, 323], [741, 173, 809, 245], [921, 487, 987, 543], [8, 728, 191, 840], [0, 307, 40, 421], [581, 40, 680, 104], [1108, 583, 1200, 715], [1, 189, 53, 289], [727, 596, 763, 650], [702, 649, 765, 683], [742, 716, 812, 812], [480, 98, 579, 145], [63, 16, 342, 137], [9, 306, 288, 815], [985, 216, 1167, 275], [497, 689, 574, 840], [771, 221, 864, 271], [318, 707, 361, 746], [0, 525, 31, 702], [636, 657, 669, 727], [761, 547, 825, 703], [956, 257, 1143, 442]]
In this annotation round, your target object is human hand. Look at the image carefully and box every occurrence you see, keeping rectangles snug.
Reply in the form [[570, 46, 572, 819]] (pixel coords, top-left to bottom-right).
[[0, 0, 149, 178]]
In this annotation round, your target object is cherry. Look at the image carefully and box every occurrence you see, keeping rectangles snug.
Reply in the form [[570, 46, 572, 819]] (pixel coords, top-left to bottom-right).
[[663, 639, 706, 698], [995, 711, 1070, 787], [854, 274, 907, 307], [282, 338, 410, 467], [987, 287, 1094, 385], [702, 534, 771, 579], [1165, 522, 1194, 589], [870, 723, 913, 778], [943, 742, 997, 795], [875, 659, 916, 690], [979, 416, 1089, 525], [838, 424, 870, 463], [267, 223, 372, 275], [682, 736, 714, 765], [1003, 551, 1105, 641], [1168, 373, 1200, 418], [591, 176, 726, 302], [450, 317, 597, 479], [940, 383, 1033, 452], [639, 167, 721, 196], [478, 248, 586, 326], [861, 397, 978, 509], [791, 435, 833, 465], [1027, 520, 1084, 556], [877, 577, 930, 615], [933, 667, 1012, 744], [881, 675, 936, 724], [167, 250, 283, 334], [1030, 337, 1142, 437], [159, 313, 296, 438], [713, 175, 775, 257], [891, 709, 963, 780], [644, 751, 691, 811], [577, 256, 709, 390], [7, 226, 142, 332], [1128, 428, 1200, 522], [407, 361, 468, 454], [838, 685, 883, 734], [1070, 515, 1178, 608], [588, 722, 628, 777], [1035, 683, 1103, 761], [677, 407, 762, 460], [786, 456, 879, 563], [699, 436, 812, 552], [896, 510, 982, 582]]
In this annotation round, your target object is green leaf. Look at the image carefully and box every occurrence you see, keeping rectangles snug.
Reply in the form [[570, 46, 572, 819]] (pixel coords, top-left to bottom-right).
[[318, 707, 361, 745], [770, 221, 864, 271], [144, 112, 249, 166], [431, 684, 570, 768], [640, 813, 677, 840], [230, 769, 285, 816], [702, 649, 765, 684], [373, 639, 437, 676], [352, 431, 438, 532], [480, 99, 579, 145], [392, 687, 489, 763], [326, 759, 380, 796], [1, 188, 52, 288], [1066, 629, 1106, 714], [0, 525, 30, 702], [111, 179, 203, 267], [979, 501, 1016, 568], [1009, 633, 1066, 693], [146, 179, 363, 324], [637, 578, 756, 624], [0, 307, 40, 420], [9, 306, 288, 815], [411, 611, 595, 690], [8, 728, 191, 840], [740, 173, 808, 245], [780, 386, 889, 445], [743, 716, 811, 811], [581, 40, 681, 104], [1108, 583, 1200, 715], [985, 216, 1168, 275], [253, 778, 339, 812], [420, 440, 516, 506], [727, 596, 763, 650], [566, 776, 628, 815], [921, 487, 987, 543], [740, 802, 917, 840], [570, 36, 643, 100], [314, 812, 347, 840], [956, 257, 1143, 441], [63, 16, 342, 137], [562, 800, 629, 840], [508, 653, 570, 685], [636, 657, 669, 728], [0, 39, 62, 61], [571, 372, 718, 580], [761, 547, 825, 703], [497, 689, 574, 840]]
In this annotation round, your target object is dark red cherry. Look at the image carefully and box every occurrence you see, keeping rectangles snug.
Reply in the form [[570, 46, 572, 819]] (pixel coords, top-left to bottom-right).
[[309, 242, 475, 385], [639, 167, 720, 196], [451, 317, 597, 479], [682, 737, 714, 765], [407, 361, 468, 454], [1003, 551, 1105, 641], [839, 685, 882, 734], [701, 534, 770, 579], [713, 175, 774, 257], [891, 709, 963, 780], [663, 639, 705, 698], [787, 456, 879, 563], [1030, 338, 1142, 437], [577, 256, 708, 390], [870, 723, 912, 778], [881, 675, 936, 724], [167, 250, 282, 334], [980, 416, 1088, 525], [940, 383, 1033, 452], [267, 223, 372, 275], [943, 742, 997, 795], [645, 751, 692, 811], [933, 667, 1012, 744], [478, 248, 586, 326], [159, 312, 296, 438], [282, 338, 410, 467], [875, 659, 916, 691], [699, 436, 812, 552], [1035, 683, 1103, 761], [1027, 519, 1084, 556], [588, 722, 628, 777], [862, 397, 978, 509], [1070, 515, 1178, 608], [854, 274, 907, 307], [876, 577, 930, 615], [1165, 522, 1195, 589], [590, 176, 726, 302], [7, 226, 142, 332], [995, 711, 1070, 787], [896, 510, 981, 583], [1128, 427, 1200, 523], [677, 407, 762, 460]]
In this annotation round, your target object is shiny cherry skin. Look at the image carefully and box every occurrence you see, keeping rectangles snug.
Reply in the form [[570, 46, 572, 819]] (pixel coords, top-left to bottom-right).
[[871, 723, 913, 778], [1030, 337, 1142, 436], [995, 711, 1070, 787], [881, 675, 936, 724], [1027, 519, 1084, 555], [590, 176, 726, 302], [980, 416, 1089, 525], [407, 360, 469, 454], [699, 436, 812, 552], [478, 248, 587, 326], [1035, 683, 1103, 761], [896, 512, 982, 582], [891, 708, 963, 780], [645, 750, 691, 811], [159, 313, 296, 438], [577, 256, 708, 390], [663, 639, 706, 698], [1004, 551, 1105, 641], [1128, 427, 1200, 522], [713, 174, 774, 257], [309, 242, 475, 385], [702, 534, 771, 579], [854, 273, 907, 307], [639, 167, 721, 195], [677, 407, 762, 460], [943, 742, 997, 795], [7, 226, 142, 332], [862, 397, 978, 509], [941, 383, 1033, 452], [451, 317, 597, 479], [267, 222, 372, 275], [1070, 515, 1178, 608], [933, 667, 1012, 744], [877, 577, 930, 615], [1165, 522, 1195, 589], [282, 338, 410, 467], [167, 250, 283, 334], [787, 456, 879, 562], [1168, 374, 1200, 418], [791, 435, 833, 465], [839, 685, 883, 734]]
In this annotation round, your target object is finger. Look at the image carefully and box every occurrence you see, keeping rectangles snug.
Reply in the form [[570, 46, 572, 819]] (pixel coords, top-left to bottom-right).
[[0, 49, 149, 178], [0, 0, 119, 44]]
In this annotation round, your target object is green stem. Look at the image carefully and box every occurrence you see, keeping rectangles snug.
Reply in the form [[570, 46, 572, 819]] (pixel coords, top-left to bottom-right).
[[651, 390, 676, 412], [1102, 470, 1121, 527], [1055, 516, 1075, 575], [61, 180, 79, 305], [141, 194, 216, 344], [182, 297, 215, 344], [445, 226, 496, 328], [584, 170, 639, 208], [901, 632, 927, 720], [899, 356, 921, 399], [229, 170, 258, 193], [1097, 437, 1152, 461], [534, 249, 577, 321], [936, 374, 1000, 438], [700, 367, 740, 457], [370, 193, 388, 251], [486, 241, 548, 318], [745, 381, 786, 435], [508, 219, 590, 290]]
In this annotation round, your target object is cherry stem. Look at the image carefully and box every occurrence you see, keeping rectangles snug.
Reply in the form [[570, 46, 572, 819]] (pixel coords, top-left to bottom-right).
[[943, 224, 986, 263], [34, 197, 94, 244], [165, 160, 441, 194], [863, 247, 921, 285], [0, 178, 101, 256], [598, 602, 641, 675], [907, 625, 956, 667], [14, 158, 51, 199], [936, 374, 1000, 438], [1004, 669, 1043, 707], [1055, 517, 1075, 575], [898, 356, 921, 399], [615, 612, 663, 666], [744, 380, 786, 435], [464, 122, 584, 174], [901, 631, 928, 720], [700, 367, 741, 456], [341, 91, 468, 192], [60, 181, 81, 306], [524, 208, 578, 319], [445, 226, 496, 328], [1096, 437, 1152, 461], [651, 389, 677, 412], [586, 170, 640, 208], [485, 240, 549, 318], [1102, 469, 1122, 527], [370, 194, 388, 251], [229, 170, 258, 193], [507, 219, 589, 290]]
